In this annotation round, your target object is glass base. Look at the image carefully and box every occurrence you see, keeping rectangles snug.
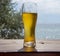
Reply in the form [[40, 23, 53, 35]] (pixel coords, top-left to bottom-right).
[[18, 47, 37, 52], [18, 42, 36, 52], [24, 42, 35, 48]]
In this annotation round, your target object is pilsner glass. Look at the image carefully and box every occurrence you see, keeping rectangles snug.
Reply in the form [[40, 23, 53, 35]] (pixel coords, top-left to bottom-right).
[[22, 2, 37, 52]]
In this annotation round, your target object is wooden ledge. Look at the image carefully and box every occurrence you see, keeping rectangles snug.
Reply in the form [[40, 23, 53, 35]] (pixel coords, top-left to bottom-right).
[[0, 39, 60, 52]]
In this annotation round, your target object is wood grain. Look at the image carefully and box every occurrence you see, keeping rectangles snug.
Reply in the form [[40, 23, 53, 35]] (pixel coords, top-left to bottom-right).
[[0, 39, 60, 52]]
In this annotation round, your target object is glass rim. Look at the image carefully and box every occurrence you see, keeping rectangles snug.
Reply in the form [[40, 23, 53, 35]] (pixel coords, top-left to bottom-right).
[[21, 2, 37, 14], [22, 2, 37, 6]]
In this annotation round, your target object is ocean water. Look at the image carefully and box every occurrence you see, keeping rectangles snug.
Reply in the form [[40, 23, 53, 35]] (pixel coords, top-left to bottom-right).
[[35, 24, 60, 40]]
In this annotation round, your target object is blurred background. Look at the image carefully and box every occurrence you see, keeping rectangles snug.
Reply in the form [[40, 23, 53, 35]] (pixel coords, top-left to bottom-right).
[[0, 0, 60, 40], [0, 0, 24, 39]]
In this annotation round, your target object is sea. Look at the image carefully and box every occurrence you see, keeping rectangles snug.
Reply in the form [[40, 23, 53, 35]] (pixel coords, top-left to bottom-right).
[[35, 24, 60, 40]]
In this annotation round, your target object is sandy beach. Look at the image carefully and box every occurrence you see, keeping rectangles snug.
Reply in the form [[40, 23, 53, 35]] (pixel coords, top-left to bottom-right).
[[0, 39, 60, 52]]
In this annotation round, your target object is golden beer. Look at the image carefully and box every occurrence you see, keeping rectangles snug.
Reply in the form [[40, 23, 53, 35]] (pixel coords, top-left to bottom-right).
[[22, 13, 37, 48]]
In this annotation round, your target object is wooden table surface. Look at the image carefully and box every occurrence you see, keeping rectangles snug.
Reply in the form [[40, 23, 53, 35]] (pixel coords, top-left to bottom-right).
[[0, 39, 60, 52], [0, 39, 60, 56]]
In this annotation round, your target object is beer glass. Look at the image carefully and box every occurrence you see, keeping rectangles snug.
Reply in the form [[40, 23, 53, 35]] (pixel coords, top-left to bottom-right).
[[22, 2, 37, 52]]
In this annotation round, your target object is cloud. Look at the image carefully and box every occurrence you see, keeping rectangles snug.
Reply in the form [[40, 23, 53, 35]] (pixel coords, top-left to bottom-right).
[[12, 0, 60, 14], [38, 0, 60, 14], [22, 0, 41, 3], [12, 0, 60, 24], [12, 0, 20, 2], [12, 0, 41, 3]]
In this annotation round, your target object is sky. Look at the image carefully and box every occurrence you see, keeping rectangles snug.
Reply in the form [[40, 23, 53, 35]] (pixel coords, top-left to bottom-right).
[[12, 0, 60, 24]]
